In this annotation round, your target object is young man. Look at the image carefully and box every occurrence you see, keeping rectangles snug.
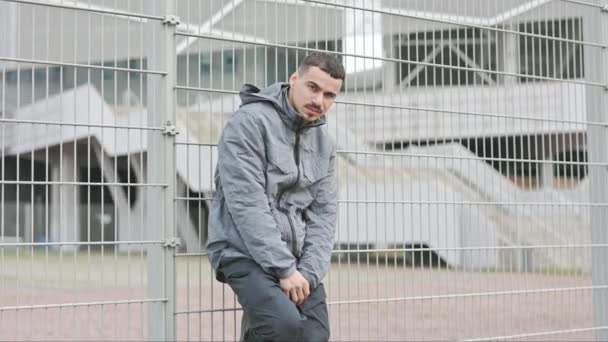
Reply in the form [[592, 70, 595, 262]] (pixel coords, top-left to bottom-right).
[[207, 52, 344, 341]]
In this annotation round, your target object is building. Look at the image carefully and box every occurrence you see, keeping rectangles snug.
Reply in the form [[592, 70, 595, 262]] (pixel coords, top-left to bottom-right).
[[0, 0, 597, 270]]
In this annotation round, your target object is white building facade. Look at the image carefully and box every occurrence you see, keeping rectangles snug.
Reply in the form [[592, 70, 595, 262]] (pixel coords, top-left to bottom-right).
[[0, 0, 602, 270]]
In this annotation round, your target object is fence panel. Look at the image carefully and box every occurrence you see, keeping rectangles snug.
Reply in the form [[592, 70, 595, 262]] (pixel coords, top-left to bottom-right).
[[1, 0, 607, 341], [0, 0, 169, 340], [172, 0, 607, 341]]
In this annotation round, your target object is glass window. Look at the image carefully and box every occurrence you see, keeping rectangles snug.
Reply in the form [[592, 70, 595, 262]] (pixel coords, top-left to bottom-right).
[[396, 27, 497, 87], [518, 18, 583, 82]]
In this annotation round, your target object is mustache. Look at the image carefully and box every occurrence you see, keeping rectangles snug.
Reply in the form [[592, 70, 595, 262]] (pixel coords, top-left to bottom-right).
[[305, 104, 322, 112]]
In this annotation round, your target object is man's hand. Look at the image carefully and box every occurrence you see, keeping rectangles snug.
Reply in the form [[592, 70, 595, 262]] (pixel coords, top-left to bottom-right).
[[279, 270, 310, 305]]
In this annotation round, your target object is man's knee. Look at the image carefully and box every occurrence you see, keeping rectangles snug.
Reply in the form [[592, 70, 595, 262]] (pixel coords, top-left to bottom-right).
[[273, 313, 303, 340], [303, 324, 329, 342], [250, 311, 303, 341]]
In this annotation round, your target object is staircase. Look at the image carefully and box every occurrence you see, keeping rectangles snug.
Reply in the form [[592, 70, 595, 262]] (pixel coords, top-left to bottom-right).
[[406, 143, 591, 271]]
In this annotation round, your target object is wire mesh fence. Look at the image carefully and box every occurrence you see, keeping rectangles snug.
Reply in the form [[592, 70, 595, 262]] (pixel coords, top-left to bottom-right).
[[0, 0, 167, 340], [1, 0, 607, 341]]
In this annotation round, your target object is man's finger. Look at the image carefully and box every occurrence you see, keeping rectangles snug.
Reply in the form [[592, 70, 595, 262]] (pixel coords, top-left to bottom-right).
[[290, 288, 299, 304], [296, 287, 305, 305], [303, 283, 310, 299], [289, 289, 298, 303]]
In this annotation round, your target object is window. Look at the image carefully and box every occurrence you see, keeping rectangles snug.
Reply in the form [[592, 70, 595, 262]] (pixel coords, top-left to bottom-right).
[[518, 18, 583, 82], [199, 56, 211, 75], [266, 39, 342, 85], [553, 150, 587, 179], [396, 28, 497, 87]]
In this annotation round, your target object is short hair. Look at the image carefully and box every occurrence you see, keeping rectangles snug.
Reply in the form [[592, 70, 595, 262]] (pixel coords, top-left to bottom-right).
[[298, 52, 345, 81]]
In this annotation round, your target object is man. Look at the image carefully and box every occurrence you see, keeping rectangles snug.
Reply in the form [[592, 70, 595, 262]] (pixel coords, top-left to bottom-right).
[[206, 52, 344, 341]]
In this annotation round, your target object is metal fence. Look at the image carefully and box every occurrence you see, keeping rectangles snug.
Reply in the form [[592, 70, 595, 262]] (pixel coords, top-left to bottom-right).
[[0, 0, 607, 340]]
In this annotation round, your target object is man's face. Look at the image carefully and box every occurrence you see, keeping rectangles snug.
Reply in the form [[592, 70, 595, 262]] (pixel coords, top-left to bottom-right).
[[288, 66, 343, 122]]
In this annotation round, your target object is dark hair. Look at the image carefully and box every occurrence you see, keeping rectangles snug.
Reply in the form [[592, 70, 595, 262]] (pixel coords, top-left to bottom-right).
[[298, 52, 345, 81]]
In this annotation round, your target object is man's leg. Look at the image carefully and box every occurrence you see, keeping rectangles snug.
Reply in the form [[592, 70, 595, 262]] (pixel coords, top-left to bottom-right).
[[220, 259, 304, 341], [299, 283, 330, 342], [239, 284, 330, 342]]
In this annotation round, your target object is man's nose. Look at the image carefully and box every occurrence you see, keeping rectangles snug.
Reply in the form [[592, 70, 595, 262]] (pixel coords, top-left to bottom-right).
[[312, 92, 323, 105]]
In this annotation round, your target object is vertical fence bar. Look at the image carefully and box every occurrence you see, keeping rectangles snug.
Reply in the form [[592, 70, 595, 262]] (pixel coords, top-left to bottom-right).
[[146, 0, 178, 340], [585, 2, 608, 341]]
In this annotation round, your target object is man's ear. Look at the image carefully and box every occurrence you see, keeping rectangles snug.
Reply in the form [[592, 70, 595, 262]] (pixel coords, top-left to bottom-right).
[[289, 71, 298, 86]]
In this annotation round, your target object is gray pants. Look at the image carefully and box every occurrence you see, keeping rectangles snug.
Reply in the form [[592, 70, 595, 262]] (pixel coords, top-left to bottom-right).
[[219, 259, 330, 342]]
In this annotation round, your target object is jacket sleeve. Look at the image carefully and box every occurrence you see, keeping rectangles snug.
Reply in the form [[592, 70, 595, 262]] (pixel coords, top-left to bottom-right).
[[217, 110, 297, 279], [298, 146, 337, 289]]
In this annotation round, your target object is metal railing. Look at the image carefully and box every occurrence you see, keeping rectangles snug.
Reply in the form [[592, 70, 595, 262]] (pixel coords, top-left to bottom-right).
[[0, 0, 606, 340]]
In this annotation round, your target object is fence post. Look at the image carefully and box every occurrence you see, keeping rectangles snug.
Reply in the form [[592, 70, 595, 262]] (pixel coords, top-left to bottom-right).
[[146, 0, 178, 340], [584, 2, 608, 340]]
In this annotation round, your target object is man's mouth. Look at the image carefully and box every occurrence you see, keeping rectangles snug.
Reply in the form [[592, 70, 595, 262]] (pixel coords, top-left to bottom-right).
[[306, 105, 321, 115]]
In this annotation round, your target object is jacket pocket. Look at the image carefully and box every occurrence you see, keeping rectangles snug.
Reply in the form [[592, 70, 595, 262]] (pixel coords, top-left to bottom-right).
[[302, 158, 328, 184], [267, 145, 296, 175]]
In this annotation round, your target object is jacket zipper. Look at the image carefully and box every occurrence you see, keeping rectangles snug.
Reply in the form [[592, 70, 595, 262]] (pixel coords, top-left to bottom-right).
[[275, 124, 303, 258]]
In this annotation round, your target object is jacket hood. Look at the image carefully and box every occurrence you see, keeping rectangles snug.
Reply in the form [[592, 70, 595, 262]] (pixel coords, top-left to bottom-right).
[[239, 82, 326, 130]]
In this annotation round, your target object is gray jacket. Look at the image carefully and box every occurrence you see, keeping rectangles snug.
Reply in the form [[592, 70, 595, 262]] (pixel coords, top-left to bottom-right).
[[206, 82, 337, 289]]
